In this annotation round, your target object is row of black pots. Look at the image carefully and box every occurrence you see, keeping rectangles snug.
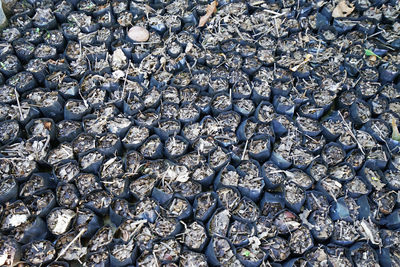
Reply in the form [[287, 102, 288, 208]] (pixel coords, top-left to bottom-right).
[[1, 124, 399, 193], [2, 161, 399, 226], [9, 238, 396, 267]]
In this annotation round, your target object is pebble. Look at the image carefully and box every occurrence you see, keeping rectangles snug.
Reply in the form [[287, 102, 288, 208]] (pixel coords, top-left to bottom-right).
[[128, 26, 150, 42]]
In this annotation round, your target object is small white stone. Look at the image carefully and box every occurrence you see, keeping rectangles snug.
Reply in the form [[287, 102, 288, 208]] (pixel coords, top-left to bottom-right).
[[128, 26, 150, 42]]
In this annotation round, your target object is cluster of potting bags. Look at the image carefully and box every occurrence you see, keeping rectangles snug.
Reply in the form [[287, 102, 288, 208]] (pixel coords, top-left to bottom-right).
[[0, 0, 400, 266]]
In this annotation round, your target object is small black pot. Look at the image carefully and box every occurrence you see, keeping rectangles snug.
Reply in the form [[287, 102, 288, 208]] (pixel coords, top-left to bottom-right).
[[83, 189, 113, 215], [297, 101, 325, 121], [154, 119, 181, 142], [18, 216, 50, 244], [349, 99, 372, 126], [25, 58, 48, 84], [139, 135, 164, 160], [46, 207, 76, 236], [283, 182, 306, 213], [165, 194, 192, 221], [232, 197, 260, 224], [0, 119, 20, 146], [96, 133, 122, 157], [19, 172, 56, 198], [22, 240, 55, 265], [78, 149, 104, 174], [378, 247, 400, 267], [25, 189, 57, 218], [73, 208, 102, 239], [273, 95, 296, 117], [86, 251, 110, 267], [236, 117, 257, 142], [0, 177, 18, 204], [53, 159, 80, 183], [271, 114, 294, 138], [129, 174, 157, 200], [193, 191, 218, 223], [57, 77, 79, 99], [22, 28, 44, 46], [205, 236, 237, 267], [308, 209, 334, 242], [34, 44, 58, 61], [48, 261, 70, 267], [72, 132, 96, 156], [109, 239, 138, 267], [109, 198, 134, 227], [349, 242, 380, 266], [56, 120, 83, 143], [329, 196, 355, 222], [259, 191, 285, 219], [270, 151, 292, 170], [238, 175, 265, 203], [208, 146, 231, 172], [64, 99, 91, 121], [12, 39, 35, 64], [379, 62, 399, 84], [296, 116, 322, 137], [44, 30, 66, 53], [122, 125, 150, 151], [164, 135, 190, 160], [213, 164, 238, 189], [9, 13, 33, 31], [321, 142, 346, 166], [35, 92, 65, 121], [54, 0, 74, 22], [359, 161, 386, 192], [56, 182, 80, 209], [362, 119, 391, 143], [248, 134, 272, 163]]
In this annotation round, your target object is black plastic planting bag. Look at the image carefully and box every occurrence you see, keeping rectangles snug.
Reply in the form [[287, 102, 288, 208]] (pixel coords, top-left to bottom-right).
[[206, 236, 237, 266], [19, 217, 49, 244]]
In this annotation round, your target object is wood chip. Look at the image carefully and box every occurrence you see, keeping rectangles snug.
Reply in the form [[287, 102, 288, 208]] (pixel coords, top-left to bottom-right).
[[198, 0, 218, 27], [332, 1, 355, 18]]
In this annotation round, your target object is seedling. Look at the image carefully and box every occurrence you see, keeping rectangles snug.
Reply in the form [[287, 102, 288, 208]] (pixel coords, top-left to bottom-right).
[[365, 49, 382, 60]]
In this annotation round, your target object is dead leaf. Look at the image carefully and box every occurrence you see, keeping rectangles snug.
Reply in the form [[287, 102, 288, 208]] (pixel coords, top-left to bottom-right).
[[113, 48, 127, 65], [112, 70, 125, 80], [332, 1, 355, 18], [44, 121, 52, 130], [185, 42, 193, 53], [199, 1, 218, 27]]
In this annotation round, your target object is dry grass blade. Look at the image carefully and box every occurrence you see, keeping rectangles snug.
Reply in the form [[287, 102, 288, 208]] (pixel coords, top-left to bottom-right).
[[391, 118, 400, 141], [13, 88, 23, 120], [198, 1, 218, 27], [290, 54, 313, 72], [338, 111, 365, 155]]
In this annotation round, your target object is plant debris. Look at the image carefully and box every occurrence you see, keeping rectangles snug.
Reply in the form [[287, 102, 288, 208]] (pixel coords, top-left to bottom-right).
[[198, 1, 218, 27]]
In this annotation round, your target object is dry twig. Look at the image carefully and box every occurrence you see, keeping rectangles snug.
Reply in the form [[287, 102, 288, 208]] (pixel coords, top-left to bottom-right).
[[55, 228, 86, 261]]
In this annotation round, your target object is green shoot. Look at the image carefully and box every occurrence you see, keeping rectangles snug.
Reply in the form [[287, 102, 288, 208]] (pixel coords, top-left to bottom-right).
[[242, 250, 251, 257], [365, 49, 382, 59], [371, 176, 379, 181]]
